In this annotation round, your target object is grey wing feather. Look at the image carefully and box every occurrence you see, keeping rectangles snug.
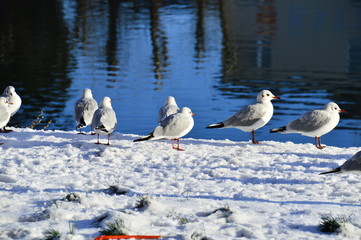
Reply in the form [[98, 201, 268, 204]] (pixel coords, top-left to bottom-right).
[[342, 157, 361, 172], [99, 108, 117, 131], [158, 105, 179, 123], [288, 110, 330, 132], [75, 99, 98, 124], [156, 113, 191, 137], [224, 104, 265, 127]]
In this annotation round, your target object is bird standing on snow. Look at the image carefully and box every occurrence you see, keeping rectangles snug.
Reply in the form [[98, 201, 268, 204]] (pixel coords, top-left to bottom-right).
[[91, 97, 117, 145], [134, 107, 195, 151], [270, 102, 345, 149], [1, 86, 22, 133], [74, 88, 98, 134], [0, 97, 12, 133], [206, 90, 280, 144], [320, 151, 361, 175], [158, 96, 179, 124]]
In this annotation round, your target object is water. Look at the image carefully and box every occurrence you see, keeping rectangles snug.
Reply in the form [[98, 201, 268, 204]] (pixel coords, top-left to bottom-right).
[[1, 0, 361, 147]]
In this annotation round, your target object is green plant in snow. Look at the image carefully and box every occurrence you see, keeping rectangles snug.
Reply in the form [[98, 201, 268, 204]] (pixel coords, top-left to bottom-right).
[[99, 219, 128, 236], [135, 195, 151, 210], [43, 227, 61, 240], [318, 214, 352, 233]]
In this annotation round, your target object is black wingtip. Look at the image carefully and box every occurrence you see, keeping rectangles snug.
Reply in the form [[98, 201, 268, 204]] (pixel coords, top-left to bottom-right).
[[319, 167, 341, 175], [133, 133, 154, 142], [76, 117, 86, 129], [270, 126, 286, 133], [95, 125, 109, 133], [206, 122, 225, 129]]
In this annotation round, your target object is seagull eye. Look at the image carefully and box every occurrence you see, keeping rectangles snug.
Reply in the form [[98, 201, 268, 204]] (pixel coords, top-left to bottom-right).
[[267, 94, 270, 96]]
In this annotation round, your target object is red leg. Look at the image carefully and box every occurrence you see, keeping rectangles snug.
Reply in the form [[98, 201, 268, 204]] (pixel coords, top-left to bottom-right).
[[315, 137, 325, 149], [172, 138, 184, 151], [251, 130, 259, 144]]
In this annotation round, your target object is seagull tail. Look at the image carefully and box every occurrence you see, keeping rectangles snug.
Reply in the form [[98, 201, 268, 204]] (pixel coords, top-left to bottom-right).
[[95, 125, 109, 133], [319, 167, 341, 175], [76, 117, 86, 129], [206, 122, 225, 129], [133, 132, 154, 142], [270, 126, 286, 133]]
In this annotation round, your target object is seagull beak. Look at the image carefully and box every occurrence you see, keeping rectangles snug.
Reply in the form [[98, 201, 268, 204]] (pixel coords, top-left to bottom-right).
[[192, 113, 196, 116], [273, 96, 280, 99], [339, 109, 347, 113], [8, 101, 13, 105]]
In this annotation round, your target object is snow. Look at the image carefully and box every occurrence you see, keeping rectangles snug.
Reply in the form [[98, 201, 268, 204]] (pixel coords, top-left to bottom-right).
[[1, 128, 361, 240]]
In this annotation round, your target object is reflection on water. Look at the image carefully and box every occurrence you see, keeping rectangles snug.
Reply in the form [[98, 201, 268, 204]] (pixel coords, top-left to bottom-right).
[[0, 0, 361, 147]]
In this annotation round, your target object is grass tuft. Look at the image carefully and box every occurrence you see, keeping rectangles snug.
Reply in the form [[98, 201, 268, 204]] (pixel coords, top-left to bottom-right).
[[43, 228, 61, 240], [135, 195, 151, 210], [318, 214, 352, 233], [104, 185, 129, 195], [99, 219, 128, 236], [62, 192, 81, 203]]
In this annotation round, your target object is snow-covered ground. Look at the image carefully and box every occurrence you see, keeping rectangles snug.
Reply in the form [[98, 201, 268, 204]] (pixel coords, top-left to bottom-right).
[[1, 128, 361, 240]]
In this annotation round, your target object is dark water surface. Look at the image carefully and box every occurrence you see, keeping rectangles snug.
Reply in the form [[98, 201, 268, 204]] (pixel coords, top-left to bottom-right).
[[1, 0, 361, 147]]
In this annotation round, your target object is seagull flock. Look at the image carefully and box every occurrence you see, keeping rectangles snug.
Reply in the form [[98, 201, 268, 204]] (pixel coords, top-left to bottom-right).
[[0, 86, 360, 175]]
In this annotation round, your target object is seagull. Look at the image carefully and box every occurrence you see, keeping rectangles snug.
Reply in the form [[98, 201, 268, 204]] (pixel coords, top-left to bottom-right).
[[1, 86, 22, 133], [158, 96, 179, 124], [0, 97, 12, 133], [320, 151, 361, 175], [270, 102, 345, 149], [206, 90, 280, 144], [134, 107, 195, 151], [91, 97, 117, 145], [74, 88, 98, 134]]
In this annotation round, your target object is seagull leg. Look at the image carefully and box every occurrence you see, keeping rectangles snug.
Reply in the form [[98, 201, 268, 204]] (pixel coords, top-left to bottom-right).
[[251, 130, 259, 144], [95, 134, 101, 144], [315, 137, 325, 149], [172, 138, 184, 151], [77, 128, 86, 135]]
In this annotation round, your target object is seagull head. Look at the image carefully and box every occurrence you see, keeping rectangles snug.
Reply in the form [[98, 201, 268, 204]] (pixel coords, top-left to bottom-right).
[[165, 96, 177, 106], [324, 102, 346, 113], [3, 86, 15, 97], [181, 107, 195, 116], [100, 96, 112, 107], [82, 88, 93, 98], [257, 90, 280, 103]]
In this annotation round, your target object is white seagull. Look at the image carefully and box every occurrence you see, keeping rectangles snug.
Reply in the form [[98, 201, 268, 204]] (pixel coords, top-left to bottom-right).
[[1, 86, 22, 132], [320, 151, 361, 175], [158, 96, 179, 124], [91, 97, 117, 145], [206, 90, 280, 144], [74, 88, 98, 134], [270, 102, 346, 149], [0, 97, 12, 133], [134, 107, 195, 151]]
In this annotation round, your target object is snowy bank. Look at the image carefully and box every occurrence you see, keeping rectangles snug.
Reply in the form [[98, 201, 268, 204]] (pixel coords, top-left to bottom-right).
[[0, 128, 361, 239]]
